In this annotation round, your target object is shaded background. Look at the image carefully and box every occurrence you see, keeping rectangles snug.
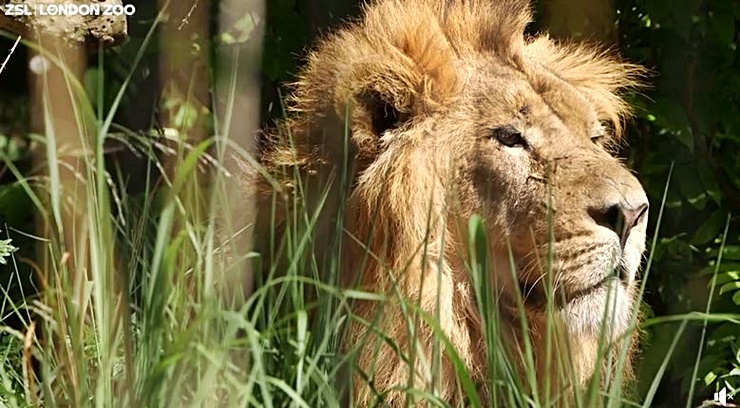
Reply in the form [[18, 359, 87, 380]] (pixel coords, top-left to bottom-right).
[[1, 0, 739, 406]]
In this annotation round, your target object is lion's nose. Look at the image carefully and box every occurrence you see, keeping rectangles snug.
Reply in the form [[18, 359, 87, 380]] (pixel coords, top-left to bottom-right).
[[588, 201, 649, 247]]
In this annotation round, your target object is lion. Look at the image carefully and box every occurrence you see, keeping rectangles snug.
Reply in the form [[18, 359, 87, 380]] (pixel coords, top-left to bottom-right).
[[255, 0, 649, 405]]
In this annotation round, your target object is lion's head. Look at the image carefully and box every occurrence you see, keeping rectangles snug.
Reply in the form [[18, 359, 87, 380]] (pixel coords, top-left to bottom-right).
[[258, 0, 648, 405]]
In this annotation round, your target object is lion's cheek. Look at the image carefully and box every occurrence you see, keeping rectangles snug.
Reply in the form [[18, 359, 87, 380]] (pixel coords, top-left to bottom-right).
[[467, 145, 534, 206]]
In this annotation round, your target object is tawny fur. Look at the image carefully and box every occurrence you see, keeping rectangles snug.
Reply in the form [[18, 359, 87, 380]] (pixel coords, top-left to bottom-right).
[[254, 0, 648, 406]]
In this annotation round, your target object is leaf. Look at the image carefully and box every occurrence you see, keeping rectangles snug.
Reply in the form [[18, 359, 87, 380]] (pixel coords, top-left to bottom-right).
[[697, 162, 722, 204], [692, 210, 727, 245], [651, 99, 693, 152], [695, 353, 726, 387], [674, 165, 707, 210], [704, 370, 718, 386], [716, 270, 740, 286], [720, 247, 740, 261], [707, 323, 739, 345], [719, 281, 740, 295]]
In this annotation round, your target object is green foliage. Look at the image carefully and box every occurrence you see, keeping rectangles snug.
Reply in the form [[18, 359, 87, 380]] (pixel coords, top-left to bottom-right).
[[616, 0, 740, 404]]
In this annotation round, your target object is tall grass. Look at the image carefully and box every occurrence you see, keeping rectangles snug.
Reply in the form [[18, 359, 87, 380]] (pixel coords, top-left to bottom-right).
[[1, 20, 739, 408]]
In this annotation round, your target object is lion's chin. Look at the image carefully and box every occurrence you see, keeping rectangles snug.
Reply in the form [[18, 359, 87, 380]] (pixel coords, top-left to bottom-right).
[[559, 277, 635, 342]]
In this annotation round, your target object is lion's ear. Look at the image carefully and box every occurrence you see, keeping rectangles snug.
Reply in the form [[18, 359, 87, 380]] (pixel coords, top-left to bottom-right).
[[349, 62, 441, 140], [333, 0, 458, 142], [357, 89, 406, 137]]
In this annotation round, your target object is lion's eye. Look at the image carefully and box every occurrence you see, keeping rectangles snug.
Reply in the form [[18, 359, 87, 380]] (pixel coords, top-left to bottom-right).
[[591, 135, 605, 144], [491, 127, 527, 148]]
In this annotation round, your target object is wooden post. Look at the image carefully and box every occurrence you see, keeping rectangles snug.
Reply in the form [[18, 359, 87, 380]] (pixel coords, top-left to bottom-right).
[[10, 3, 127, 400], [215, 0, 265, 304], [6, 0, 128, 301]]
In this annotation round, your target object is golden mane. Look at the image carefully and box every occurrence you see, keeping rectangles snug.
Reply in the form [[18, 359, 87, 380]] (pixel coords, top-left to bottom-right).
[[256, 0, 647, 405]]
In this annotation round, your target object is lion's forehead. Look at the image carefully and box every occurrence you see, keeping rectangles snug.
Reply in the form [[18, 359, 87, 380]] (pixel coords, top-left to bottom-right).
[[451, 59, 601, 143]]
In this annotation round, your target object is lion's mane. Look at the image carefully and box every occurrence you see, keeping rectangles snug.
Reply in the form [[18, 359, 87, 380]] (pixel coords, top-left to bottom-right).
[[255, 0, 646, 405]]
